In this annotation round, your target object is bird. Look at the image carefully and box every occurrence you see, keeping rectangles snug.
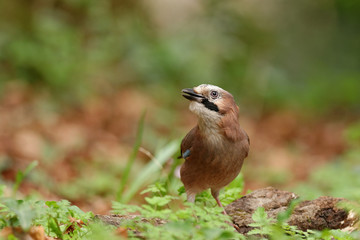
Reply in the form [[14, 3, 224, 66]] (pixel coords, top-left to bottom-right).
[[180, 84, 250, 212]]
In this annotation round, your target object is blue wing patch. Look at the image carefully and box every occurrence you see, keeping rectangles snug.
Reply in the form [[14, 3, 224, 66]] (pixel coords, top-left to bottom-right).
[[182, 149, 191, 159]]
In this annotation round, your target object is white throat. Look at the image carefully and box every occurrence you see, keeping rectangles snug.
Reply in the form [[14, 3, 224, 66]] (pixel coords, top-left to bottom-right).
[[189, 102, 224, 146]]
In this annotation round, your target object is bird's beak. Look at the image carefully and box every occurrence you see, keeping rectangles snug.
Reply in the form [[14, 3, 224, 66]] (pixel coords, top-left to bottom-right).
[[182, 88, 205, 102]]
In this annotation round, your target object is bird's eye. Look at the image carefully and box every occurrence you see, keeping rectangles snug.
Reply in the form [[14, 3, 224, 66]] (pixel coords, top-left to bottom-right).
[[210, 91, 218, 99]]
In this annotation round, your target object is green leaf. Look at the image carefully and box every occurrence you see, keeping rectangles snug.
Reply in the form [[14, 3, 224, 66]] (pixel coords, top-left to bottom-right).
[[277, 198, 301, 223], [248, 207, 274, 236], [140, 182, 167, 195], [144, 196, 174, 207], [48, 217, 63, 238], [0, 185, 5, 197], [251, 207, 268, 223], [16, 205, 35, 230], [163, 221, 193, 236], [45, 201, 60, 208], [12, 161, 38, 196], [177, 186, 186, 195], [175, 209, 193, 219], [112, 201, 142, 214], [7, 234, 18, 240], [4, 199, 35, 231]]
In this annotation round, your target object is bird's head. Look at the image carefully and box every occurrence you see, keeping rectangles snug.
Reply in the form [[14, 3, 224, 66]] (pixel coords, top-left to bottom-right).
[[182, 84, 240, 141], [182, 84, 238, 118]]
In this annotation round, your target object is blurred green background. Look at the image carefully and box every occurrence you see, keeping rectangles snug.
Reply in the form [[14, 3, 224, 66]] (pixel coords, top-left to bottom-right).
[[0, 0, 360, 213], [1, 0, 360, 113]]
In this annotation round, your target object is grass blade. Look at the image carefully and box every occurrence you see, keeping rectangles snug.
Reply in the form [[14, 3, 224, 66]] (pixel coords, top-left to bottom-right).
[[12, 160, 38, 197], [116, 111, 146, 201], [121, 139, 180, 203]]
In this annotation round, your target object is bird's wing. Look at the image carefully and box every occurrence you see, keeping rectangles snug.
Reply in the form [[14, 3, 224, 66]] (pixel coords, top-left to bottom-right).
[[179, 126, 198, 159], [243, 129, 250, 145]]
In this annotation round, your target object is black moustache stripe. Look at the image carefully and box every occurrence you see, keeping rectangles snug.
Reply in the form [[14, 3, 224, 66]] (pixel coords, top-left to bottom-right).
[[201, 99, 219, 112]]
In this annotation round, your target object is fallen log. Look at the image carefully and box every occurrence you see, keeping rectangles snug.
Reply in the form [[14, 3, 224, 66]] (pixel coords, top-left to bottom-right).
[[95, 187, 358, 235], [225, 187, 357, 234]]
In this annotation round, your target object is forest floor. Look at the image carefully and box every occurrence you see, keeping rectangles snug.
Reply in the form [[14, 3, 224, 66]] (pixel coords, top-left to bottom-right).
[[0, 83, 351, 214]]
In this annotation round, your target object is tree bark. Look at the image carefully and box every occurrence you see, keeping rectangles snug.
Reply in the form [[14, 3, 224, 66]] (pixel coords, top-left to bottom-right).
[[95, 187, 358, 235]]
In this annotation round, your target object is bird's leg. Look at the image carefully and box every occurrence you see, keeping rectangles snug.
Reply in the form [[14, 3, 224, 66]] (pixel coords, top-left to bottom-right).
[[186, 191, 196, 203], [211, 189, 240, 232], [211, 189, 226, 214]]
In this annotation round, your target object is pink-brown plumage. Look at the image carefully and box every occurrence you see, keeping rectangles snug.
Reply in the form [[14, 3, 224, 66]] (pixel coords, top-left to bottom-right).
[[180, 84, 249, 209]]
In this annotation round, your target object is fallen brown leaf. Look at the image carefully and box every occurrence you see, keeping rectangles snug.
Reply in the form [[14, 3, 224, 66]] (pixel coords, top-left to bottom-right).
[[115, 227, 128, 238], [29, 226, 45, 240]]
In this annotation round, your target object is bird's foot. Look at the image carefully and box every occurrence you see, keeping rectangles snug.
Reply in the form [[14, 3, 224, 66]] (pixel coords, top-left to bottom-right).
[[230, 221, 241, 232], [214, 197, 240, 232], [222, 209, 241, 232]]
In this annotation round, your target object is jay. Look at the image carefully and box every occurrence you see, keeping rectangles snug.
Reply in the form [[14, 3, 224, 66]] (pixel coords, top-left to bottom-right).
[[180, 84, 250, 212]]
